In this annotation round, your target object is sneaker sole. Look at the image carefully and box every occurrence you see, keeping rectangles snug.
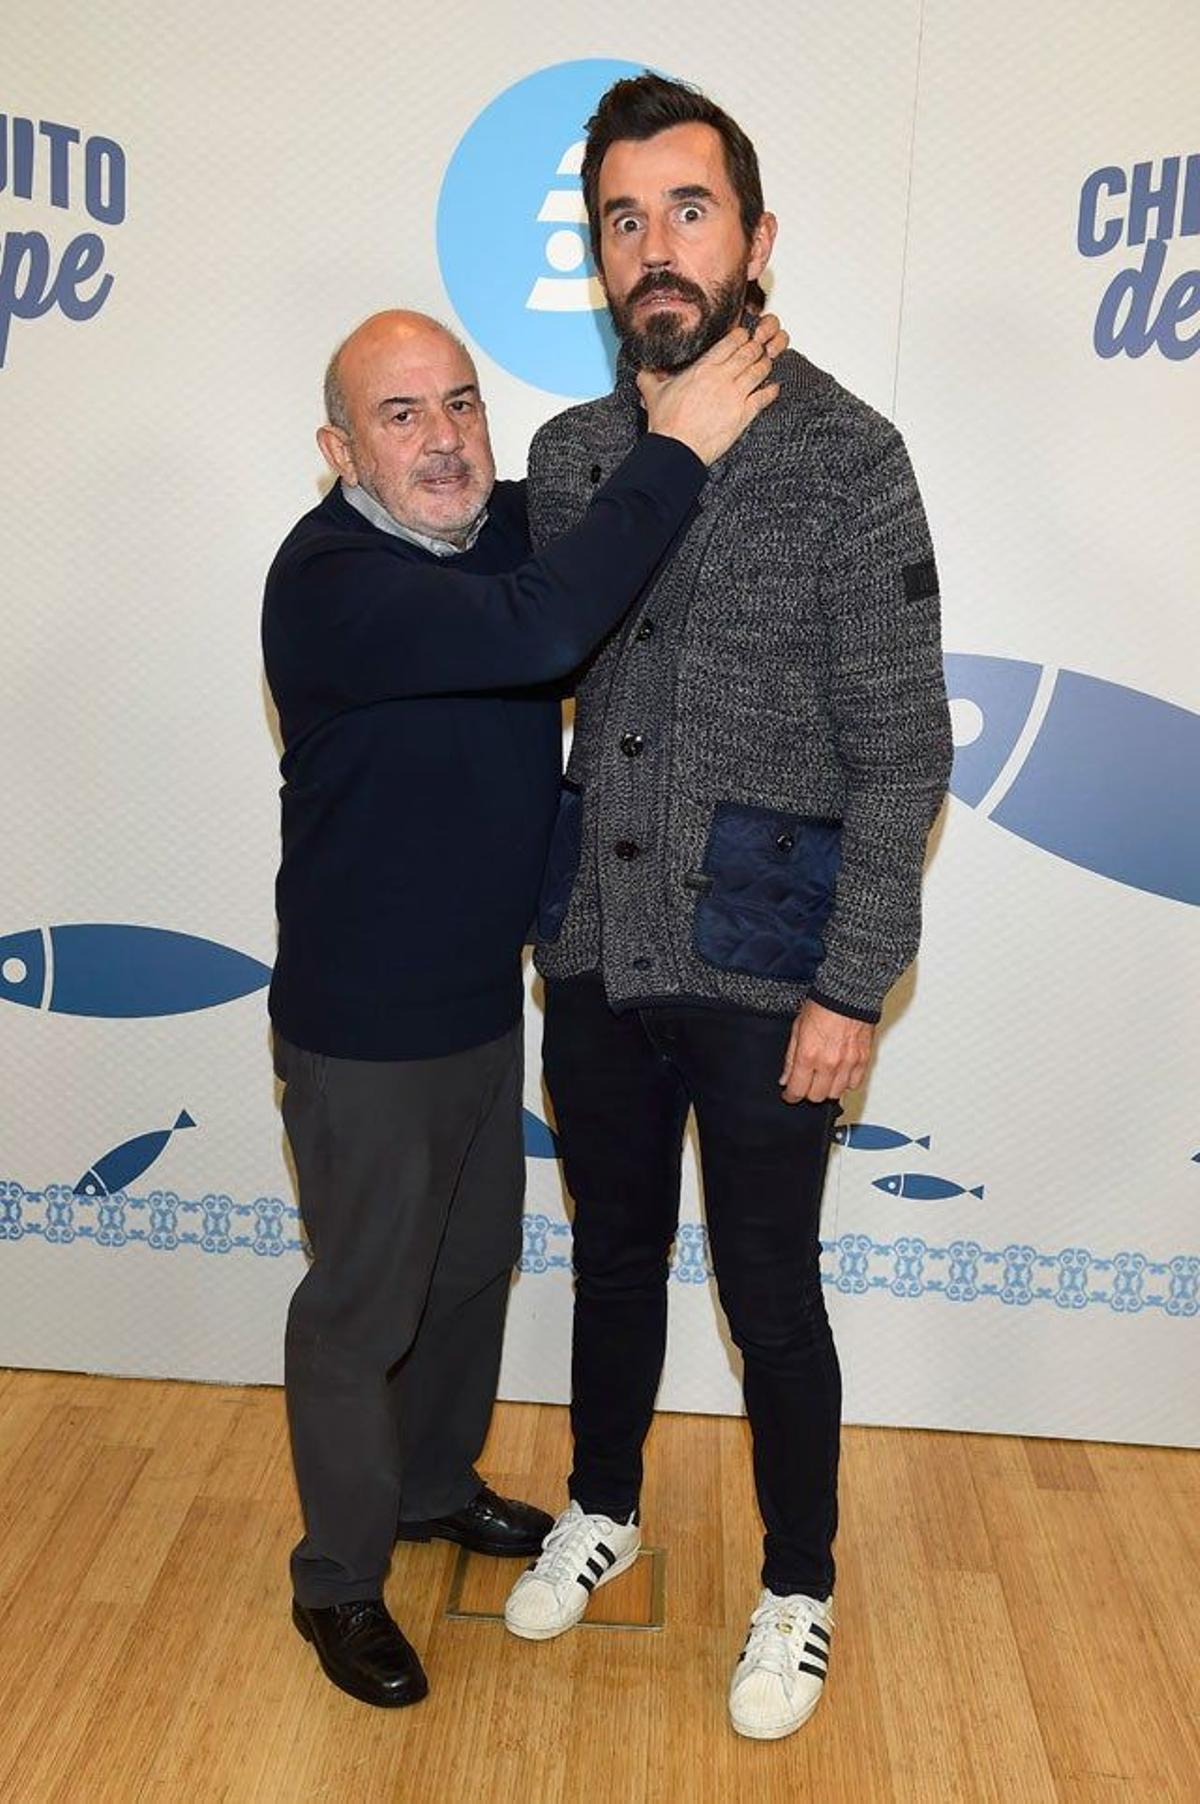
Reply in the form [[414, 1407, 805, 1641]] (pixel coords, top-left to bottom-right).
[[729, 1690, 824, 1740], [504, 1540, 641, 1641]]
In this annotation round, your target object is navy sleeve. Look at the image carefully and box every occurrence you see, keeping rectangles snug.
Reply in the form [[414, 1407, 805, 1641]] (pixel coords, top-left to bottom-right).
[[264, 435, 701, 710]]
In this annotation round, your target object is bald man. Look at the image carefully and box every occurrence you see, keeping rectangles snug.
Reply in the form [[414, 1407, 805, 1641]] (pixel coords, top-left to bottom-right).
[[262, 310, 783, 1707]]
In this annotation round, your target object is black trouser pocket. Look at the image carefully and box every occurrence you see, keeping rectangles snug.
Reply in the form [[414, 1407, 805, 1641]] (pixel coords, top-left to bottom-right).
[[691, 801, 841, 982]]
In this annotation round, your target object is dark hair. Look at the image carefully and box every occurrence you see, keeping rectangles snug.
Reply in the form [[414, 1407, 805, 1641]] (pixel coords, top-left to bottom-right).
[[581, 73, 767, 309]]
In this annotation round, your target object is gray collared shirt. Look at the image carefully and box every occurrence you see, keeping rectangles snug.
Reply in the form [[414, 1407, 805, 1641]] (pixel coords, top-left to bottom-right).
[[340, 479, 487, 556]]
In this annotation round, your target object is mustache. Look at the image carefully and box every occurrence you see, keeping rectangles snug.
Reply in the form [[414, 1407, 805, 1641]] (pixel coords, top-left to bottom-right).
[[414, 455, 470, 480], [625, 270, 710, 311]]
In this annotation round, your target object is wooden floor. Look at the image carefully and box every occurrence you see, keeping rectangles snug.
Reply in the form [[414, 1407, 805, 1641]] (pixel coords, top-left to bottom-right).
[[0, 1371, 1196, 1803]]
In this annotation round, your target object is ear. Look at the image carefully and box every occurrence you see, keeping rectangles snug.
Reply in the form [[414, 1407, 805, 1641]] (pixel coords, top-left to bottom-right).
[[746, 211, 778, 284], [317, 424, 358, 485]]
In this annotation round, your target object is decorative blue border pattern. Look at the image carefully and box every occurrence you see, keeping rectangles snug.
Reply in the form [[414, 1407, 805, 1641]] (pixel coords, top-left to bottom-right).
[[822, 1231, 1199, 1317], [0, 1182, 302, 1258], [2, 1183, 1196, 1317]]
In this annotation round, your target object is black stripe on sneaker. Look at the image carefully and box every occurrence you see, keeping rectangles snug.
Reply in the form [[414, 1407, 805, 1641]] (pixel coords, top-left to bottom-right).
[[578, 1573, 595, 1593], [803, 1642, 829, 1665], [586, 1557, 604, 1579], [595, 1542, 616, 1567], [809, 1622, 831, 1644], [798, 1662, 828, 1681]]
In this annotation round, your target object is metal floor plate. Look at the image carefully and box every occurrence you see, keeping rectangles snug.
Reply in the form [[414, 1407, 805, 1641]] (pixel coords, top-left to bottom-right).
[[444, 1544, 666, 1630]]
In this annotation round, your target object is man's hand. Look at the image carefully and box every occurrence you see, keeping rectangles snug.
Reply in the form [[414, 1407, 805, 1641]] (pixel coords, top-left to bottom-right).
[[638, 315, 788, 467], [779, 999, 874, 1104]]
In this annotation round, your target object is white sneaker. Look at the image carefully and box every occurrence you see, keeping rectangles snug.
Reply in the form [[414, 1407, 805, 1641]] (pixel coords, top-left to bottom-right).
[[728, 1588, 834, 1739], [503, 1500, 641, 1640]]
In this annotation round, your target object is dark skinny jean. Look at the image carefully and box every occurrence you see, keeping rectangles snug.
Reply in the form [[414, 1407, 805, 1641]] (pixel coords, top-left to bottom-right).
[[543, 975, 842, 1599]]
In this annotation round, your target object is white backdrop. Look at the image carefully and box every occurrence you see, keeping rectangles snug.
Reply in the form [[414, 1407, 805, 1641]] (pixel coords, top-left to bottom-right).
[[3, 0, 1197, 1446]]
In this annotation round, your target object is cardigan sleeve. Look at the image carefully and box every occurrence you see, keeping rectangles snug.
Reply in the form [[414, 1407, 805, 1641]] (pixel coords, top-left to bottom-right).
[[807, 423, 953, 1022]]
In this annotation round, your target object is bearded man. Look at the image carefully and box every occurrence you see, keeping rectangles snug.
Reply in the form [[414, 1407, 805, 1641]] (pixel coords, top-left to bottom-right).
[[504, 74, 952, 1743]]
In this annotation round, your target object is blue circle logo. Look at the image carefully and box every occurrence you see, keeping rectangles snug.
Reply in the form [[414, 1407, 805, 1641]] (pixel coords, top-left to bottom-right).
[[437, 59, 647, 398]]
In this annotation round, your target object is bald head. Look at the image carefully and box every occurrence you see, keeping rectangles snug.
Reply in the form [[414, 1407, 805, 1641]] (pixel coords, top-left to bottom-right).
[[324, 311, 471, 432], [317, 309, 495, 546]]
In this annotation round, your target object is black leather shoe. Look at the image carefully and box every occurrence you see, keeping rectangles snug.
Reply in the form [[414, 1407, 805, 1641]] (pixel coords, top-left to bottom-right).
[[396, 1484, 553, 1557], [292, 1598, 428, 1708]]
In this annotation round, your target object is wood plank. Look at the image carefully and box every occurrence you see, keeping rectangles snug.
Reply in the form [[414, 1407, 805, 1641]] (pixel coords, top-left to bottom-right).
[[1140, 1441, 1200, 1494], [905, 1427, 996, 1572], [848, 1428, 979, 1801], [1054, 1779, 1148, 1804], [932, 1568, 1058, 1803], [643, 1408, 729, 1630], [199, 1386, 292, 1506], [0, 1602, 136, 1804], [1022, 1437, 1099, 1493], [49, 1494, 275, 1801], [804, 1492, 896, 1804], [0, 1379, 59, 1494], [1081, 1442, 1200, 1743], [962, 1431, 1037, 1488], [970, 1460, 1195, 1797], [0, 1403, 105, 1602]]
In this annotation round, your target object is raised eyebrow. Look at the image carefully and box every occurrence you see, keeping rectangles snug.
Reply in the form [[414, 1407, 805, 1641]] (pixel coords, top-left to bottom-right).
[[444, 383, 479, 401], [602, 185, 717, 219]]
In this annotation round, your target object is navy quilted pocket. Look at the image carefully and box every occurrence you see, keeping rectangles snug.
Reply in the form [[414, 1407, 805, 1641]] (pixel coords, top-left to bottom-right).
[[691, 802, 841, 982], [536, 781, 584, 942]]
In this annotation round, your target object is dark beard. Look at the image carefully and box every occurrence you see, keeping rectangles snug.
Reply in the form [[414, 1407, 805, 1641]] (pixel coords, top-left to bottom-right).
[[610, 268, 747, 371]]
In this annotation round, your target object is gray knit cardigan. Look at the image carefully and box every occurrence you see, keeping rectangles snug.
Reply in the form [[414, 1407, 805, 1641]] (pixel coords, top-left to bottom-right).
[[530, 349, 952, 1024]]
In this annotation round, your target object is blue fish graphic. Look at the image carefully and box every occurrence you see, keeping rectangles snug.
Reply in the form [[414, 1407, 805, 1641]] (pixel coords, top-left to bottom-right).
[[943, 654, 1200, 907], [873, 1173, 985, 1202], [74, 1110, 196, 1198], [834, 1123, 931, 1151], [0, 925, 271, 1017], [523, 1108, 560, 1159]]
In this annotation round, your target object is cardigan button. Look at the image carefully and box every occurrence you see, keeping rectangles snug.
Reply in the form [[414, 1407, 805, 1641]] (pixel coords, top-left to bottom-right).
[[613, 839, 641, 861], [589, 463, 602, 484], [619, 731, 645, 758]]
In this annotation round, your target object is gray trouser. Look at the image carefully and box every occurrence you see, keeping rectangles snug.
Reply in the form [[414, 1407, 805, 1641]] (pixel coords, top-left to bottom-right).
[[274, 1024, 524, 1607]]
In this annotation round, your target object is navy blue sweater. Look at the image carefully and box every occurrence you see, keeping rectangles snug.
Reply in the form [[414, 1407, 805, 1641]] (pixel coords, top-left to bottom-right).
[[262, 433, 704, 1059]]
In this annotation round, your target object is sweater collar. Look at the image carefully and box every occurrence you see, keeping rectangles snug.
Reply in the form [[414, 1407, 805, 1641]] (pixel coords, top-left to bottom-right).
[[339, 478, 489, 557]]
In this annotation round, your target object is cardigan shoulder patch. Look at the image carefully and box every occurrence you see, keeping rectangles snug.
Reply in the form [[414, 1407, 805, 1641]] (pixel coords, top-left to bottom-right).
[[902, 556, 939, 602]]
